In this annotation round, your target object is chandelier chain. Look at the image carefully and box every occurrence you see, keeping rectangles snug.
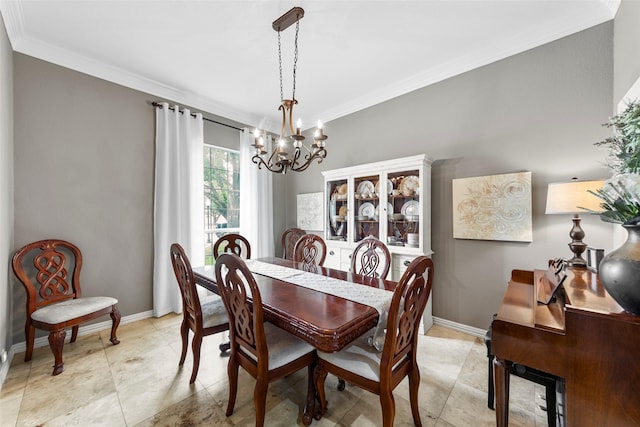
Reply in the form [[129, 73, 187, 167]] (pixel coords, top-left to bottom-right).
[[278, 30, 283, 102], [292, 18, 299, 101]]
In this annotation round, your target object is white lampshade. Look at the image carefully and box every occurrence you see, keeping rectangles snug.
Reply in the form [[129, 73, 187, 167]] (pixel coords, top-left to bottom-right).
[[545, 180, 606, 215]]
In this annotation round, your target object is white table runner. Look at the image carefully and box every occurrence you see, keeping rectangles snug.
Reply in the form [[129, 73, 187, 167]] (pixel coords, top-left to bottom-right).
[[245, 260, 392, 351]]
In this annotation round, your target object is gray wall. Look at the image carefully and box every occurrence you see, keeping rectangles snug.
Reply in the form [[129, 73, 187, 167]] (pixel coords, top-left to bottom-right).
[[280, 22, 615, 329], [614, 0, 640, 102], [0, 11, 14, 366], [11, 54, 244, 343]]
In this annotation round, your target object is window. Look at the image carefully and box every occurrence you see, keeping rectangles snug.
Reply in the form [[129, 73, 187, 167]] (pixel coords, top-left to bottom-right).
[[203, 144, 240, 265]]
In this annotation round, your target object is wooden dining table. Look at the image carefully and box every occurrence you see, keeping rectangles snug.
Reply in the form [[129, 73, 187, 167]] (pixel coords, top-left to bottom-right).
[[193, 257, 396, 352], [192, 256, 396, 424]]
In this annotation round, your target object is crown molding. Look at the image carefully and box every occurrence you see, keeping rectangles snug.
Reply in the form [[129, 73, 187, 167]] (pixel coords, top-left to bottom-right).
[[318, 9, 617, 124]]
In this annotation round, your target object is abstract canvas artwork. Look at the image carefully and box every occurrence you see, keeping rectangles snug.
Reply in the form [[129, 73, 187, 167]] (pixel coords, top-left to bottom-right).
[[297, 192, 323, 231], [452, 171, 532, 242]]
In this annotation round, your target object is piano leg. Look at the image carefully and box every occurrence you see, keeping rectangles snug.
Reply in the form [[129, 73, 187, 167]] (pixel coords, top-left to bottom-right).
[[494, 357, 511, 427]]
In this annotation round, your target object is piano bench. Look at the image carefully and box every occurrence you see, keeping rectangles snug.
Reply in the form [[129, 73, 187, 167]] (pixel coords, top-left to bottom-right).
[[485, 322, 559, 427]]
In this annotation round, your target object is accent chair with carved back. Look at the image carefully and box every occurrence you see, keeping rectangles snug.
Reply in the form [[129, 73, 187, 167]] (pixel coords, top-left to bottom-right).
[[12, 239, 121, 376]]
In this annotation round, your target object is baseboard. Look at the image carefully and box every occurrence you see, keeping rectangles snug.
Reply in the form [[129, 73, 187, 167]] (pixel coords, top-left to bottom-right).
[[0, 309, 155, 390], [433, 316, 486, 339]]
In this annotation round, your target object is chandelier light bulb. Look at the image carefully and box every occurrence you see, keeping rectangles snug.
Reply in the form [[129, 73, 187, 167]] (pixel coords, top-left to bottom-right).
[[296, 118, 302, 135]]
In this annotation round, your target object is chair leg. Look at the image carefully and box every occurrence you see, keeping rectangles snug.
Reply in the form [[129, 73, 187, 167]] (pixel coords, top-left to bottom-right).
[[48, 329, 66, 376], [337, 377, 346, 391], [189, 332, 203, 384], [313, 364, 329, 418], [179, 320, 189, 366], [109, 305, 121, 345], [70, 325, 79, 343], [254, 378, 269, 427], [226, 355, 239, 416], [24, 322, 35, 362], [408, 366, 422, 426], [545, 380, 557, 427], [379, 388, 396, 427], [488, 354, 495, 409]]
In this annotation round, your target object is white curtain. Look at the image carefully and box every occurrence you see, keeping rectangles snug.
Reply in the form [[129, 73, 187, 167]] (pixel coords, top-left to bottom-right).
[[239, 128, 275, 258], [153, 102, 204, 317]]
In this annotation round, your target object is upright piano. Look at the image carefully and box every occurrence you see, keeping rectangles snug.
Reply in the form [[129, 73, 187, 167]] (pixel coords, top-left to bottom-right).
[[491, 265, 640, 427]]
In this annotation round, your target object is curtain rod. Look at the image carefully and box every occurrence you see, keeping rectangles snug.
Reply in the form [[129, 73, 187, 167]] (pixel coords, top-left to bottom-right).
[[151, 101, 245, 132]]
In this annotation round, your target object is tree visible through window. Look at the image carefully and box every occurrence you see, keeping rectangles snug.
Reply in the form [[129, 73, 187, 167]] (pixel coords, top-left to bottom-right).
[[203, 145, 240, 265]]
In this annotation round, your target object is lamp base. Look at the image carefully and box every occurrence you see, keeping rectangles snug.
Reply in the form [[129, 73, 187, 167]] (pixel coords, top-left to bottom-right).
[[567, 215, 587, 267]]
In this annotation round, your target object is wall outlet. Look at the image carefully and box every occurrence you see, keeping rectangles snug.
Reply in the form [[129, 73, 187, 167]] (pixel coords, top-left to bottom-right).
[[0, 349, 7, 364]]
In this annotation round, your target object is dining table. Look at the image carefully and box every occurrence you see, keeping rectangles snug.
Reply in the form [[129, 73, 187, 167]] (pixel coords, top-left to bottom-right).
[[192, 256, 397, 424]]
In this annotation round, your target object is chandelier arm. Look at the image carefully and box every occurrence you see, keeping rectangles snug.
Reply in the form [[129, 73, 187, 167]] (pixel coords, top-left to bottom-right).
[[290, 148, 327, 172], [252, 153, 287, 174]]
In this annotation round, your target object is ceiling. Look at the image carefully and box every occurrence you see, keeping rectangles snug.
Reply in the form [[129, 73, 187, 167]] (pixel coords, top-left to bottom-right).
[[1, 1, 619, 133]]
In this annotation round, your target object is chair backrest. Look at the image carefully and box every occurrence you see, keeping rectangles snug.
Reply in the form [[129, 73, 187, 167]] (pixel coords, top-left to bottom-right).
[[380, 256, 433, 373], [350, 237, 391, 280], [169, 243, 203, 327], [12, 239, 83, 315], [215, 253, 267, 367], [213, 233, 251, 260], [281, 227, 306, 260], [293, 234, 327, 267]]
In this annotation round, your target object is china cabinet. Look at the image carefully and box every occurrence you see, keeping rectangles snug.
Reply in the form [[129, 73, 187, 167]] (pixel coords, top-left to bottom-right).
[[322, 154, 433, 330]]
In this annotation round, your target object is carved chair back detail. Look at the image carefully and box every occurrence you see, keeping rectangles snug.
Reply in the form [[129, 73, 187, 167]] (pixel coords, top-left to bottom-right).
[[213, 233, 251, 260], [351, 237, 391, 280], [293, 234, 327, 267]]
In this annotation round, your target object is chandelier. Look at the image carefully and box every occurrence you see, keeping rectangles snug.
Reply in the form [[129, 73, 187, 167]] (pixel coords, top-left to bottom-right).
[[251, 7, 328, 174]]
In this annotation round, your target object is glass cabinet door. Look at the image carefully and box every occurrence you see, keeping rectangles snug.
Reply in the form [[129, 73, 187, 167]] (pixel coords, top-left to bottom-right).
[[353, 174, 382, 243], [327, 179, 348, 241], [386, 169, 420, 248]]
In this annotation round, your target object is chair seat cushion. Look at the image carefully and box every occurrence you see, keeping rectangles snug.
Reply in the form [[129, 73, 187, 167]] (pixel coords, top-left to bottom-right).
[[201, 296, 229, 328], [31, 296, 118, 324], [242, 322, 314, 369], [317, 328, 382, 382]]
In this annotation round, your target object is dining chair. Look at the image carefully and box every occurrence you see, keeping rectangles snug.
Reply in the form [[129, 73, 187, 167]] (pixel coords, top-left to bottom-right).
[[351, 236, 392, 280], [215, 253, 317, 427], [293, 233, 327, 267], [213, 233, 251, 260], [314, 256, 434, 427], [281, 227, 306, 260], [12, 239, 121, 376], [212, 233, 250, 353], [170, 243, 230, 384]]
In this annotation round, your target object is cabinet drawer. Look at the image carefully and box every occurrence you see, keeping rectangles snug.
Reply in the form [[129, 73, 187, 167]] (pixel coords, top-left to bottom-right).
[[324, 247, 341, 270], [392, 254, 417, 281]]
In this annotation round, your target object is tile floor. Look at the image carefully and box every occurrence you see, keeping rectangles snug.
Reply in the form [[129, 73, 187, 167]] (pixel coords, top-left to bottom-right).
[[0, 315, 549, 426]]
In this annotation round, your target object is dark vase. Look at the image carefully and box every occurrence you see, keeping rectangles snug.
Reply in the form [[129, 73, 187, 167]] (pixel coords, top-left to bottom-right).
[[598, 224, 640, 315]]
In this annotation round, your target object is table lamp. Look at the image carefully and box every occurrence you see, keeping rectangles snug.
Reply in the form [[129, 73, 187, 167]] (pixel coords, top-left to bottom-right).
[[545, 179, 605, 267]]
